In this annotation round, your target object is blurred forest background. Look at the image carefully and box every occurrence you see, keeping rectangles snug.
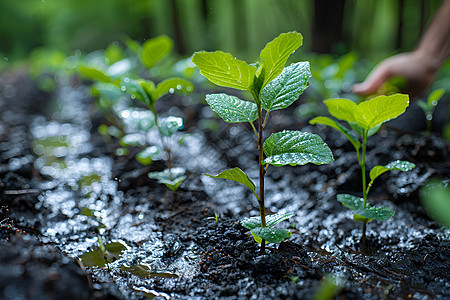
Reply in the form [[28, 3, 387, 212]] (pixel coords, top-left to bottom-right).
[[0, 0, 443, 65]]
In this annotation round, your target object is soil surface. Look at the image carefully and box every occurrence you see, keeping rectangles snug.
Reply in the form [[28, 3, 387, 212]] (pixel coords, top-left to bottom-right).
[[1, 71, 449, 299]]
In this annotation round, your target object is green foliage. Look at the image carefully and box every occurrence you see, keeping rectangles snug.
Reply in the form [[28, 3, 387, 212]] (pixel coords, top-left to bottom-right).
[[193, 32, 332, 249], [78, 35, 193, 192], [259, 32, 303, 88], [191, 51, 257, 91], [369, 160, 415, 183], [417, 89, 445, 134], [310, 94, 415, 242], [204, 167, 258, 200], [261, 62, 311, 112], [148, 167, 187, 191], [205, 94, 258, 123], [80, 241, 127, 268], [140, 35, 173, 69], [263, 130, 333, 167]]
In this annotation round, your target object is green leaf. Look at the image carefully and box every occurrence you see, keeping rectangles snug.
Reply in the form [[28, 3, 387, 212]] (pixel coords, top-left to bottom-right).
[[260, 32, 303, 88], [79, 207, 96, 217], [354, 94, 410, 130], [121, 77, 153, 107], [261, 61, 311, 112], [263, 130, 334, 166], [337, 194, 395, 221], [250, 227, 291, 243], [120, 264, 179, 279], [204, 167, 258, 200], [158, 116, 183, 136], [323, 98, 357, 123], [241, 212, 294, 230], [309, 116, 360, 151], [205, 94, 258, 123], [141, 35, 173, 69], [148, 167, 186, 191], [154, 78, 194, 100], [192, 51, 256, 91], [79, 66, 116, 84], [79, 242, 127, 268], [136, 146, 161, 165], [427, 89, 444, 106], [369, 160, 416, 182]]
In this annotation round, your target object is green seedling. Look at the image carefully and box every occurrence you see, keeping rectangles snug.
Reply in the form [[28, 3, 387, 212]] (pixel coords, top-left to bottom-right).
[[193, 32, 334, 252], [78, 207, 127, 268], [417, 89, 445, 134], [310, 94, 415, 248], [79, 35, 194, 191]]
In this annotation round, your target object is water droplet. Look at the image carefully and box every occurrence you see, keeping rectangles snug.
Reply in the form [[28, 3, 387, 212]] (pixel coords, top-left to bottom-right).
[[426, 114, 432, 121], [121, 86, 126, 91], [3, 57, 8, 61], [176, 85, 182, 90], [124, 77, 130, 83], [432, 100, 438, 106], [169, 88, 175, 94]]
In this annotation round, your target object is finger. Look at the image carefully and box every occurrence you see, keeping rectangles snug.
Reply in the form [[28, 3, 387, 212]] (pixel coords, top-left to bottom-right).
[[352, 64, 392, 95]]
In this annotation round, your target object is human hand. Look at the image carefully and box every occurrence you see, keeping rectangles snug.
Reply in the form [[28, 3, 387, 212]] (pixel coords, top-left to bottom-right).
[[352, 51, 438, 98]]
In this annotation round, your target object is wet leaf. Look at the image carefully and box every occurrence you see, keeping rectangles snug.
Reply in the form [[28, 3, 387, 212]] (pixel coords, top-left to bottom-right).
[[263, 130, 334, 166], [323, 98, 357, 123], [141, 35, 173, 69], [260, 31, 303, 88], [369, 160, 416, 182], [241, 212, 294, 230], [427, 89, 444, 107], [204, 167, 258, 200], [337, 194, 395, 221], [79, 207, 96, 217], [261, 61, 311, 112], [355, 94, 410, 130], [148, 167, 186, 191], [120, 264, 179, 279], [154, 78, 194, 100], [205, 94, 257, 123], [78, 66, 116, 84], [158, 116, 183, 136], [136, 146, 162, 165], [250, 227, 291, 243], [79, 241, 127, 268], [192, 51, 256, 91], [309, 116, 360, 151], [120, 77, 152, 107]]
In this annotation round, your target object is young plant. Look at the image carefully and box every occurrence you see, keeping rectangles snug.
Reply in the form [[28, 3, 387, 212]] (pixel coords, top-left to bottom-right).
[[417, 89, 445, 134], [192, 32, 334, 252], [310, 94, 415, 248], [79, 36, 193, 191]]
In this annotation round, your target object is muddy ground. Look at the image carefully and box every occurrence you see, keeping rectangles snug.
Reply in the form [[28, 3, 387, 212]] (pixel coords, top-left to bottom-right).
[[0, 71, 449, 299]]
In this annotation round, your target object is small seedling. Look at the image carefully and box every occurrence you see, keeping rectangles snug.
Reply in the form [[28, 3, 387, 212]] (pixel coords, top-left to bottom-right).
[[417, 89, 445, 134], [310, 94, 415, 249], [79, 35, 193, 191], [193, 32, 333, 252], [78, 208, 127, 268]]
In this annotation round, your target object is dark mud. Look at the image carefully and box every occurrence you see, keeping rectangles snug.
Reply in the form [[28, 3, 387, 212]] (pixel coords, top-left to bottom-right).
[[1, 71, 449, 299]]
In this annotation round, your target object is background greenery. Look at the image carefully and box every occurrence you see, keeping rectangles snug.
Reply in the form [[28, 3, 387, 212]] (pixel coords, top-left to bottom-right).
[[0, 0, 443, 63]]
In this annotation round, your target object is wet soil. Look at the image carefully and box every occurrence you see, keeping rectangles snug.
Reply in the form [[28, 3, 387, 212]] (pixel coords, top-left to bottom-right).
[[1, 71, 449, 299]]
